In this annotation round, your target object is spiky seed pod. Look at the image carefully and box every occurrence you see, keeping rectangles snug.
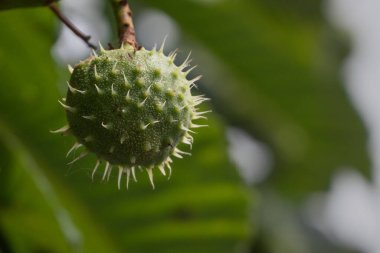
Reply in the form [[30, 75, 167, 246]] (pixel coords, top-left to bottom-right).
[[53, 43, 209, 189]]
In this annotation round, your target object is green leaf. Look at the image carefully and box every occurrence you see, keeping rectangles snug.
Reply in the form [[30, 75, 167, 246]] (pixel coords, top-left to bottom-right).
[[0, 6, 250, 253], [0, 123, 120, 253], [0, 0, 58, 10], [141, 0, 370, 200]]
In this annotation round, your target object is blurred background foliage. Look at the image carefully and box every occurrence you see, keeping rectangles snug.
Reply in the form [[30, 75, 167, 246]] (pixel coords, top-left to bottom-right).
[[0, 0, 370, 253]]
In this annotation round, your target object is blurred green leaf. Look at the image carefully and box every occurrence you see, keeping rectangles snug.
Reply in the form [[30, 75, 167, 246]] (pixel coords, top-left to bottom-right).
[[0, 0, 58, 10], [142, 0, 370, 200], [0, 124, 120, 253], [0, 6, 250, 253]]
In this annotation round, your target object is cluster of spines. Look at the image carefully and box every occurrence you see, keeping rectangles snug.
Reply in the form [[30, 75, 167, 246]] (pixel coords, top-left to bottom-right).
[[52, 41, 210, 189]]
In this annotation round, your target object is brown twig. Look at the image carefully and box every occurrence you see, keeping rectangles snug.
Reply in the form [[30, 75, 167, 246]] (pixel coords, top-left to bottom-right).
[[47, 1, 97, 50], [112, 0, 138, 49]]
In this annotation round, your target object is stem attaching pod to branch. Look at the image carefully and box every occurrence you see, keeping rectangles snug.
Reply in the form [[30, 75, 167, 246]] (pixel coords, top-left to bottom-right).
[[112, 0, 139, 49]]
